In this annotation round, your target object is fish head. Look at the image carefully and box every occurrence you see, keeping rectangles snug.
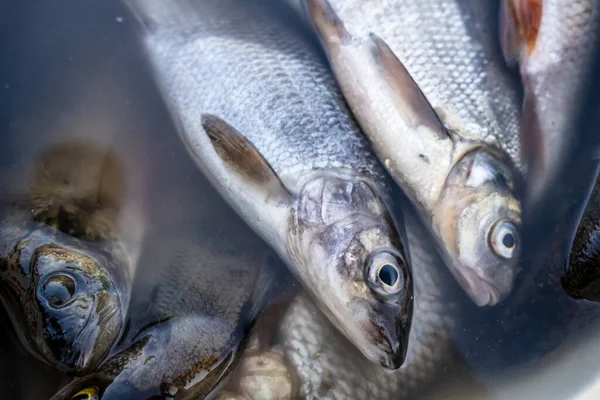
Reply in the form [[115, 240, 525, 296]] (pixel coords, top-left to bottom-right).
[[0, 227, 125, 373], [289, 173, 413, 369], [436, 148, 522, 306]]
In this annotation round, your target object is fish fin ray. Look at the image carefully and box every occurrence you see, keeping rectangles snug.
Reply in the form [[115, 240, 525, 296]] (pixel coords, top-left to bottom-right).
[[499, 0, 543, 66], [305, 0, 352, 49], [368, 33, 449, 140], [201, 114, 292, 204]]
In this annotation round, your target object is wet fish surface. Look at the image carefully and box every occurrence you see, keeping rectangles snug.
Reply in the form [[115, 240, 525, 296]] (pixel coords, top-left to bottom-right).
[[0, 140, 134, 374], [296, 0, 524, 307], [124, 0, 414, 370], [500, 0, 600, 205], [218, 208, 479, 400], [50, 166, 288, 400]]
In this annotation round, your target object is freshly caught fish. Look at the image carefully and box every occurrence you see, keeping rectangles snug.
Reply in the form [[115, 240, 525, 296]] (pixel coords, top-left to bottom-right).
[[124, 0, 413, 369], [219, 210, 476, 400], [562, 177, 600, 301], [0, 140, 133, 374], [296, 0, 524, 307], [500, 0, 599, 205], [50, 181, 286, 400]]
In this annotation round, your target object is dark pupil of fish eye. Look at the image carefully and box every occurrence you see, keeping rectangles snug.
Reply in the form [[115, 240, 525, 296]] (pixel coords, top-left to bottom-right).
[[42, 275, 76, 307], [378, 264, 399, 287], [502, 232, 515, 249]]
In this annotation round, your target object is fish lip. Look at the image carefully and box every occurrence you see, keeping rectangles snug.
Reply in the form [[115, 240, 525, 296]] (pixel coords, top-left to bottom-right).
[[452, 264, 506, 306], [374, 305, 412, 370]]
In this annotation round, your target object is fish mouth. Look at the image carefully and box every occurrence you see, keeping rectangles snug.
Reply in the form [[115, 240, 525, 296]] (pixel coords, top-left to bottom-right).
[[362, 306, 411, 370], [452, 265, 506, 306]]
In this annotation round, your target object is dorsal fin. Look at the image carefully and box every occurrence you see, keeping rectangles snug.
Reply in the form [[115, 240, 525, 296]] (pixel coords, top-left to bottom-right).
[[305, 0, 351, 47], [201, 114, 292, 203], [368, 33, 448, 139]]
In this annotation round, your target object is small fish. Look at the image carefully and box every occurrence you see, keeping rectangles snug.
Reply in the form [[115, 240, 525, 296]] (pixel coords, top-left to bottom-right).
[[218, 210, 477, 400], [0, 140, 134, 374], [124, 0, 413, 369], [500, 0, 599, 205], [49, 188, 285, 400], [296, 0, 524, 306]]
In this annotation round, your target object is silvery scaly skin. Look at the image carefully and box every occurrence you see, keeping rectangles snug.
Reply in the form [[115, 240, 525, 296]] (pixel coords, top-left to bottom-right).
[[499, 0, 599, 206], [293, 0, 524, 307], [218, 211, 463, 400], [124, 0, 413, 370]]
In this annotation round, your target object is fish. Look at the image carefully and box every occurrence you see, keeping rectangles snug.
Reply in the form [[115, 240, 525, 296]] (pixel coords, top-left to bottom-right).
[[123, 0, 414, 370], [49, 180, 287, 400], [499, 0, 599, 206], [560, 38, 600, 302], [295, 0, 525, 307], [0, 140, 134, 374], [217, 209, 481, 400]]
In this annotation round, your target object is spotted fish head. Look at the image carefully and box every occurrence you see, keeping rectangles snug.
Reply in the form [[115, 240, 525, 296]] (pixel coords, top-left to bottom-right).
[[0, 227, 125, 373]]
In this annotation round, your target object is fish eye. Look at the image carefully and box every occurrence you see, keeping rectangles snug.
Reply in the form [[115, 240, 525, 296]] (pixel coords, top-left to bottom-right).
[[366, 250, 406, 297], [39, 273, 77, 309], [71, 387, 100, 400], [489, 219, 519, 259]]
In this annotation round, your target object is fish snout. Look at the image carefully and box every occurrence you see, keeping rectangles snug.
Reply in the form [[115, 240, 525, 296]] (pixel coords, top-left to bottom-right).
[[459, 264, 515, 307], [375, 313, 410, 370]]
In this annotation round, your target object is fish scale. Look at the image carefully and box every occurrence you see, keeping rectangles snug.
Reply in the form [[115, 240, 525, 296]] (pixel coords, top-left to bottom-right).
[[140, 2, 385, 185], [328, 0, 522, 169]]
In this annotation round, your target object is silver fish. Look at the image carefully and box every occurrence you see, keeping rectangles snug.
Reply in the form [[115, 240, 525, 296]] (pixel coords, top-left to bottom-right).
[[500, 0, 599, 205], [51, 221, 278, 400], [297, 0, 524, 307], [218, 211, 473, 400], [124, 0, 413, 370]]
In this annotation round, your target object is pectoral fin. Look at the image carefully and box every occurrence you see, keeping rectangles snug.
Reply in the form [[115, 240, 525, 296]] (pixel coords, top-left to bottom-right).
[[368, 33, 449, 140], [201, 114, 292, 205]]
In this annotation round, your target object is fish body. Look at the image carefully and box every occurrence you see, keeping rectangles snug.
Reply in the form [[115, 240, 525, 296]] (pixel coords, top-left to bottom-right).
[[124, 0, 413, 369], [0, 140, 133, 374], [50, 176, 286, 400], [297, 0, 524, 306], [221, 209, 469, 400], [500, 0, 599, 205]]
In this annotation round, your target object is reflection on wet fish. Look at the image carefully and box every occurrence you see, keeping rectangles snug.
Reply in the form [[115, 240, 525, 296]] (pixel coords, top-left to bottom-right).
[[124, 0, 414, 370], [0, 140, 134, 374], [50, 195, 284, 399], [500, 0, 599, 206], [219, 210, 474, 400], [563, 176, 600, 301], [295, 0, 524, 307]]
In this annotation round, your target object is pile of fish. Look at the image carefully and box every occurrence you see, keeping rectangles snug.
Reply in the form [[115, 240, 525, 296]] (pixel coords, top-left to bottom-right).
[[1, 0, 600, 399]]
